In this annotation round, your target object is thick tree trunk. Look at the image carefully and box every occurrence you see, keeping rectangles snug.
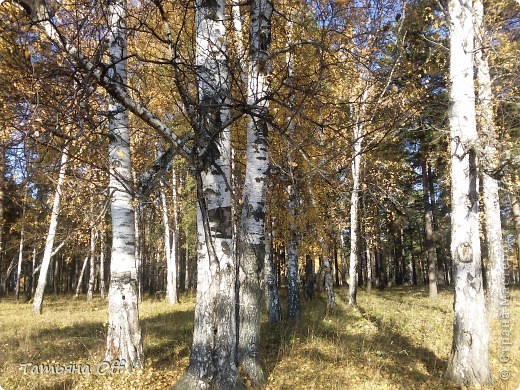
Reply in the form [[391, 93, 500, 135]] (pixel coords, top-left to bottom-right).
[[421, 156, 437, 298], [286, 181, 301, 321], [474, 0, 505, 317], [445, 0, 492, 384], [174, 0, 241, 388], [33, 147, 68, 314], [237, 0, 273, 383], [104, 0, 143, 371], [265, 228, 281, 323]]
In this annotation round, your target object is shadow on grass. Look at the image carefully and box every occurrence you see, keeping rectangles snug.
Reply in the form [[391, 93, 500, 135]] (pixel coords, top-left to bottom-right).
[[259, 287, 446, 388]]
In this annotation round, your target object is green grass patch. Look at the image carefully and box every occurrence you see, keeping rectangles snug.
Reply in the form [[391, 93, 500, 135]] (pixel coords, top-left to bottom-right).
[[0, 286, 518, 389]]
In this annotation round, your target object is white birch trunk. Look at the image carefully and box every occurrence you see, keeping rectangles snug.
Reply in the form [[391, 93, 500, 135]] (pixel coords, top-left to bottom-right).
[[33, 146, 68, 314], [264, 226, 281, 323], [15, 223, 25, 301], [445, 0, 491, 384], [174, 0, 240, 388], [348, 83, 368, 306], [421, 157, 438, 298], [474, 0, 505, 317], [15, 186, 27, 300], [75, 254, 89, 298], [237, 0, 273, 383], [104, 0, 143, 370], [160, 181, 177, 304]]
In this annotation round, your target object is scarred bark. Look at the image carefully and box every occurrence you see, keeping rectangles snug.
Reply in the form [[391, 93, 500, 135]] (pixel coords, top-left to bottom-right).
[[445, 0, 492, 385]]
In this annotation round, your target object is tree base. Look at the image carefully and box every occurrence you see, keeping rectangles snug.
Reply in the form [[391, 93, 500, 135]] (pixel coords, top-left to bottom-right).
[[240, 357, 266, 386], [173, 370, 246, 390]]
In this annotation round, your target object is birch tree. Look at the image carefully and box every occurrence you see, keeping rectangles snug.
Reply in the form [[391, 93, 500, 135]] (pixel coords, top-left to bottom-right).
[[32, 146, 68, 314], [444, 0, 492, 384], [174, 0, 240, 387], [237, 0, 273, 383], [474, 0, 505, 317], [104, 0, 143, 370]]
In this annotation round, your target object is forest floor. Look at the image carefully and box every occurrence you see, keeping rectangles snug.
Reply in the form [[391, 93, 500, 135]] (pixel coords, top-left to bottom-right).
[[0, 285, 518, 390]]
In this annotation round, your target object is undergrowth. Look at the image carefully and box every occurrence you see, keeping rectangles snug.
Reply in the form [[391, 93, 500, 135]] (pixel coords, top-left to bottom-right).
[[0, 286, 518, 389]]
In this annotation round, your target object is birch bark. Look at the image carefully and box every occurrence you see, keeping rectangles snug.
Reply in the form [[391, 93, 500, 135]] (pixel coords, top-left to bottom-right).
[[421, 156, 437, 298], [474, 0, 505, 318], [104, 0, 143, 370], [237, 0, 273, 383], [33, 146, 68, 314], [445, 0, 492, 384], [174, 0, 241, 387]]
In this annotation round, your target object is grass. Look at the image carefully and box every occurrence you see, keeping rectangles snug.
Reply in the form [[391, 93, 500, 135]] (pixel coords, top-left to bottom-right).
[[0, 285, 518, 389]]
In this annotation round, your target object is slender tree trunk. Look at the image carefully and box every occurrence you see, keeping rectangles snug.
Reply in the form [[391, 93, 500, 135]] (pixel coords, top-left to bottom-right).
[[174, 0, 240, 387], [445, 0, 492, 384], [323, 255, 336, 313], [15, 225, 25, 301], [474, 0, 505, 316], [99, 227, 106, 299], [75, 254, 89, 298], [33, 146, 68, 314], [348, 90, 366, 305], [104, 0, 143, 370], [421, 156, 438, 298], [237, 0, 273, 383], [508, 183, 520, 273], [15, 186, 27, 301], [284, 21, 301, 322], [159, 181, 177, 304], [87, 228, 97, 301]]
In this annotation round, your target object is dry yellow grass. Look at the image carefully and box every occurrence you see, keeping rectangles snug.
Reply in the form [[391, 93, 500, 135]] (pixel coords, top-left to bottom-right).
[[0, 286, 518, 389]]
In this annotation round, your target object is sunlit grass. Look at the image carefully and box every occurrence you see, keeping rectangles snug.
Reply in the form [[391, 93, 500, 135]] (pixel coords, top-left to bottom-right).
[[0, 286, 518, 389]]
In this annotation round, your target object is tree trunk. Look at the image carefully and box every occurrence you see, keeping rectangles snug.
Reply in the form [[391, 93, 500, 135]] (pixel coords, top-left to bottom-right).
[[265, 227, 281, 323], [159, 180, 177, 304], [474, 0, 505, 317], [508, 183, 520, 274], [15, 187, 27, 300], [87, 228, 97, 301], [323, 256, 336, 313], [421, 156, 437, 298], [445, 0, 492, 384], [0, 146, 4, 297], [33, 146, 68, 314], [348, 109, 363, 305], [286, 181, 301, 321], [174, 0, 241, 387], [104, 0, 143, 371], [99, 227, 106, 299], [237, 0, 273, 383], [75, 254, 89, 298]]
